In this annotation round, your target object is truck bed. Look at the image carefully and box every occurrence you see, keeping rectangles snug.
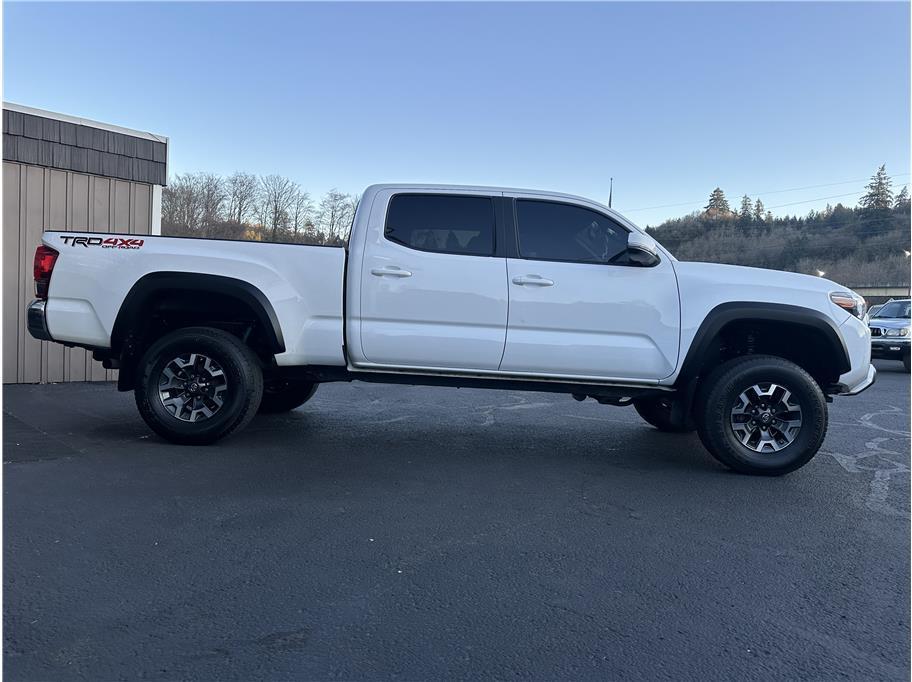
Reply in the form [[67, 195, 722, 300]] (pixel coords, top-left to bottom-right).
[[41, 232, 348, 367]]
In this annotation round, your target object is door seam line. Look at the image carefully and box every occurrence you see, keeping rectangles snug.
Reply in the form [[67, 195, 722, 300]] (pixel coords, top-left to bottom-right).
[[497, 257, 510, 370]]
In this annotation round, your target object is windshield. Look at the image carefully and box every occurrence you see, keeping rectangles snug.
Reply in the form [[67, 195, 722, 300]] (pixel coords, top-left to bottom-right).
[[872, 301, 911, 319]]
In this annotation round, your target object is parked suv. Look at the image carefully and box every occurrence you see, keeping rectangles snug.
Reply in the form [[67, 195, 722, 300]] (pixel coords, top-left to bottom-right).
[[27, 184, 875, 475], [869, 298, 911, 372]]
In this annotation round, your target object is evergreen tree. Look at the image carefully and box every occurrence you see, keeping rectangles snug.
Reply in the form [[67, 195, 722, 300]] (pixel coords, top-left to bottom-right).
[[894, 185, 910, 210], [740, 195, 753, 219], [704, 188, 731, 217], [753, 198, 765, 221], [860, 164, 894, 210]]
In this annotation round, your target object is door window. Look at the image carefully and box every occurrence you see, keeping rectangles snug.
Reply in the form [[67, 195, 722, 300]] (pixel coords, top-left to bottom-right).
[[515, 199, 628, 264], [385, 194, 495, 256]]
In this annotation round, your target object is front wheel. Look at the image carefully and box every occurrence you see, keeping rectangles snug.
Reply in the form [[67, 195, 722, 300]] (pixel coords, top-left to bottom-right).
[[696, 355, 827, 476], [134, 327, 263, 445]]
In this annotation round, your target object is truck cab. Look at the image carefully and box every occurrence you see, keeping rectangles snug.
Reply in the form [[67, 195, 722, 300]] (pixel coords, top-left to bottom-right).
[[346, 185, 678, 382]]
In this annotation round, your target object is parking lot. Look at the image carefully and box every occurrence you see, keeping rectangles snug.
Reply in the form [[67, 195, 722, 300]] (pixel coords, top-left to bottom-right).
[[4, 360, 909, 680]]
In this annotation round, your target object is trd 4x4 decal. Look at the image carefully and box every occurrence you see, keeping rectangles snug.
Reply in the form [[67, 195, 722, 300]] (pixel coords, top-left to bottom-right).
[[60, 236, 144, 250]]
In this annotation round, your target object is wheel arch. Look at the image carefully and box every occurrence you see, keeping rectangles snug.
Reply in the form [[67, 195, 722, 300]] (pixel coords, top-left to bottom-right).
[[111, 272, 286, 356], [676, 302, 850, 388]]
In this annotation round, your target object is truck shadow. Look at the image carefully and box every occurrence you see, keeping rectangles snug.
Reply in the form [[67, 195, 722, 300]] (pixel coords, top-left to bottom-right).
[[233, 409, 725, 476]]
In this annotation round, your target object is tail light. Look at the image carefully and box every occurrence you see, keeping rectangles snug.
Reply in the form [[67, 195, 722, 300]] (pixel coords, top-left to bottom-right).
[[33, 245, 59, 299]]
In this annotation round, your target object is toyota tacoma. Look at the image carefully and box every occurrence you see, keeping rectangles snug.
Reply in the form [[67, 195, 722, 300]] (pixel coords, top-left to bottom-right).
[[27, 184, 875, 475]]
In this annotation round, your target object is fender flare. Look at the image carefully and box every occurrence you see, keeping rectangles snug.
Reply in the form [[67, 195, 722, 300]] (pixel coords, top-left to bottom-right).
[[675, 301, 850, 385], [111, 272, 285, 354]]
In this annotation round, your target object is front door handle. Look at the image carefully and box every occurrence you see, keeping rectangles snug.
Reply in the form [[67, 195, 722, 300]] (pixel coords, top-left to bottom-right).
[[512, 274, 554, 287], [371, 266, 412, 278]]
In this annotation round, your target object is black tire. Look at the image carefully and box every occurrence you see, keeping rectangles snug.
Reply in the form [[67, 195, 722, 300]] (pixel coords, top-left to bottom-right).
[[903, 353, 910, 373], [695, 355, 827, 476], [633, 395, 695, 433], [259, 379, 318, 413], [134, 327, 263, 445]]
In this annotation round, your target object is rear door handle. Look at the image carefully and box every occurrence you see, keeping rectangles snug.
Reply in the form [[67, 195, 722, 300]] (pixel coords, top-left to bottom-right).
[[371, 266, 412, 278], [512, 274, 554, 287]]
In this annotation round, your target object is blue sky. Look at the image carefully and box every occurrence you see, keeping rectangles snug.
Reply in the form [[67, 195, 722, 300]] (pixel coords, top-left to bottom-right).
[[4, 2, 910, 226]]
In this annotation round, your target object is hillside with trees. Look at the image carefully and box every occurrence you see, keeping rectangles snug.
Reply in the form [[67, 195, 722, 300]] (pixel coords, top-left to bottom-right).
[[646, 165, 910, 286], [163, 165, 910, 286]]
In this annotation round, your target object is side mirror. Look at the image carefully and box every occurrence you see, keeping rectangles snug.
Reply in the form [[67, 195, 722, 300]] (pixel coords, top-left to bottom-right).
[[626, 231, 661, 267]]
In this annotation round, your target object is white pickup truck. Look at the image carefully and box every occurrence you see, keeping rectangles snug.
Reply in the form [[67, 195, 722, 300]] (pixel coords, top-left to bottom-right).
[[28, 184, 874, 475]]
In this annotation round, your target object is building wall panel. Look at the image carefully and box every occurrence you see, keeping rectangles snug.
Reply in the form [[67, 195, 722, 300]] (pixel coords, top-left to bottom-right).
[[134, 184, 151, 233], [20, 166, 45, 383], [93, 177, 111, 231], [3, 163, 21, 382], [71, 173, 89, 230], [113, 180, 131, 234], [48, 170, 67, 228], [2, 161, 156, 383]]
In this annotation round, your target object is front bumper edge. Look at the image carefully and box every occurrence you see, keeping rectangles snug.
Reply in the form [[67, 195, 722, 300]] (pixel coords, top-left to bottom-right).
[[838, 363, 877, 396]]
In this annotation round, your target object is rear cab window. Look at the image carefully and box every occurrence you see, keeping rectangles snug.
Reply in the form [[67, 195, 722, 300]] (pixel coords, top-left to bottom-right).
[[385, 194, 495, 256]]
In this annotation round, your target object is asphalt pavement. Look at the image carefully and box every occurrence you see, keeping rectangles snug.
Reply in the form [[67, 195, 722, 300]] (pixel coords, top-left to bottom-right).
[[4, 360, 910, 680]]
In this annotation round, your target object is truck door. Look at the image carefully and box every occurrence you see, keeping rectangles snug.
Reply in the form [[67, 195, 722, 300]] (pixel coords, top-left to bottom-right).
[[356, 190, 508, 370], [501, 196, 680, 381]]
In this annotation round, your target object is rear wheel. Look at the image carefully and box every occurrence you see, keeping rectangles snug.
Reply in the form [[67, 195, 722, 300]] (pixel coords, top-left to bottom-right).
[[633, 395, 695, 433], [696, 355, 827, 476], [134, 327, 263, 445], [259, 379, 318, 413]]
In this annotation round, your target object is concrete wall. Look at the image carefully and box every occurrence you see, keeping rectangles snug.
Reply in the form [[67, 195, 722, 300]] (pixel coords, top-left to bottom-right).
[[3, 161, 155, 383], [853, 286, 910, 305]]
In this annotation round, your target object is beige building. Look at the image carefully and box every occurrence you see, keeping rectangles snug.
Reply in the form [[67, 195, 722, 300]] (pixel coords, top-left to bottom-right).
[[3, 103, 168, 383]]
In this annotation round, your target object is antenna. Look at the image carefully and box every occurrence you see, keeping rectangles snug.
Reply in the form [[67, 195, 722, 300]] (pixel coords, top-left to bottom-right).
[[609, 178, 613, 208]]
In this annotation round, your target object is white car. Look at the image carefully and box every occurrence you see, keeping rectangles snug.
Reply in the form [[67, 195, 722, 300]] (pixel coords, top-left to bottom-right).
[[27, 184, 874, 475]]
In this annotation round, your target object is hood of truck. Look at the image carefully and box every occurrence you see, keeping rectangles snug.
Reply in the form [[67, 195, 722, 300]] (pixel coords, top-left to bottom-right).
[[673, 261, 849, 294], [672, 261, 853, 325]]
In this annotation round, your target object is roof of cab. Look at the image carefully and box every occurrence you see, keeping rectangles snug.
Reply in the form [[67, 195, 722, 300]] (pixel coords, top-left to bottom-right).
[[364, 182, 603, 204], [360, 183, 655, 239]]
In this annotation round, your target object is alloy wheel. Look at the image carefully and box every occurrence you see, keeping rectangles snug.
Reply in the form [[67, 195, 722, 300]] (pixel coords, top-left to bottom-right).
[[729, 382, 802, 453], [158, 353, 228, 422]]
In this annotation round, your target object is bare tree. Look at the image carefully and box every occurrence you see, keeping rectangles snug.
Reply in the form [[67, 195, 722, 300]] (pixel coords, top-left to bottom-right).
[[161, 181, 182, 231], [225, 172, 260, 224], [290, 188, 314, 237], [254, 190, 270, 233], [162, 173, 204, 234], [198, 173, 226, 234], [317, 189, 355, 242], [259, 175, 297, 239]]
